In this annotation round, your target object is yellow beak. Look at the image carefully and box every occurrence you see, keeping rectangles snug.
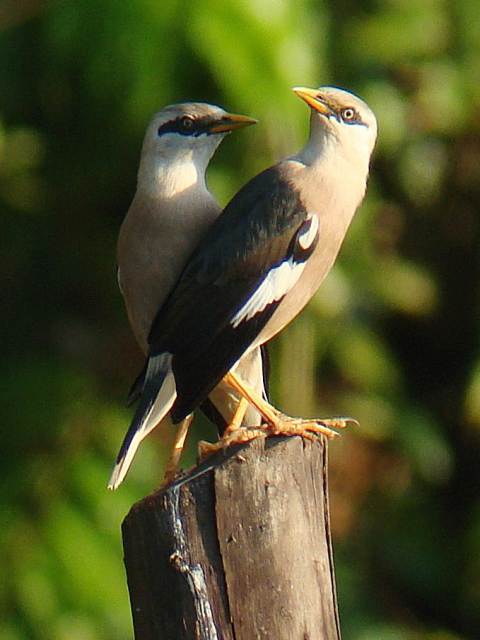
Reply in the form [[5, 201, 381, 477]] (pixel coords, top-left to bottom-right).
[[292, 87, 332, 116], [209, 113, 258, 133]]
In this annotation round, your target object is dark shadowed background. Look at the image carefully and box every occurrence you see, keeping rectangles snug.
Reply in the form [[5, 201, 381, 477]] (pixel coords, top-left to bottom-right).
[[1, 1, 479, 638]]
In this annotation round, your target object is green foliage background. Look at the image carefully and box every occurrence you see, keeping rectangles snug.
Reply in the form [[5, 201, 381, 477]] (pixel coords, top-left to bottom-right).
[[1, 1, 479, 638]]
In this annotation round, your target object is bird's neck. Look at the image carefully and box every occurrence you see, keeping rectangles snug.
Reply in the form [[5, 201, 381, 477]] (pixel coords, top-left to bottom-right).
[[137, 154, 208, 200], [296, 116, 371, 178], [289, 130, 370, 219], [294, 131, 370, 201]]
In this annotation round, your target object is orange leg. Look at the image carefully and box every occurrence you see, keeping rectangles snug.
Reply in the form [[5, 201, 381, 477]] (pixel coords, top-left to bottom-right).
[[198, 371, 358, 459], [162, 415, 192, 486], [223, 397, 249, 436], [223, 371, 357, 438]]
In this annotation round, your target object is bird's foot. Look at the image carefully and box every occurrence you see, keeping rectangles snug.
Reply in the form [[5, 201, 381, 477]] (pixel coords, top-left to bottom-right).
[[198, 427, 268, 461], [197, 415, 357, 461], [265, 414, 358, 440]]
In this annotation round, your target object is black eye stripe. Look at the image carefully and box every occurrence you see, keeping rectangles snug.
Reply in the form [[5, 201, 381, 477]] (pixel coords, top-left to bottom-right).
[[157, 115, 213, 137]]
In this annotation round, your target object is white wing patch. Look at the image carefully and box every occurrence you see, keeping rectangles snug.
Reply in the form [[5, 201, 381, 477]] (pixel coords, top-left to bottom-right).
[[231, 258, 306, 328], [230, 213, 319, 329], [298, 213, 319, 250]]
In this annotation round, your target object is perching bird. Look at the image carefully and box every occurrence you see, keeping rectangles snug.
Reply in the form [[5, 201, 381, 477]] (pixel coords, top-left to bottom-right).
[[114, 86, 377, 466], [109, 102, 264, 490]]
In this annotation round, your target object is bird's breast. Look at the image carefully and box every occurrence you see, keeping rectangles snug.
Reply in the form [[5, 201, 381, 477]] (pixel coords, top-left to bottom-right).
[[118, 192, 220, 352], [254, 167, 366, 347]]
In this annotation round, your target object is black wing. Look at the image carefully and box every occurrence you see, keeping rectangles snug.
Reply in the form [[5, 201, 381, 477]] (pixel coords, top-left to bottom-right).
[[147, 166, 318, 422]]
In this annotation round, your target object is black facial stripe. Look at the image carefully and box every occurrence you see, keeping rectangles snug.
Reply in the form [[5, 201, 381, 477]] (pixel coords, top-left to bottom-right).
[[343, 118, 367, 126], [157, 115, 217, 137]]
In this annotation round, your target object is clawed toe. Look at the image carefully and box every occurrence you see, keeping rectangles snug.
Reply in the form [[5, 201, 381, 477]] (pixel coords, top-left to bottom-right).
[[197, 414, 358, 461], [198, 428, 267, 461]]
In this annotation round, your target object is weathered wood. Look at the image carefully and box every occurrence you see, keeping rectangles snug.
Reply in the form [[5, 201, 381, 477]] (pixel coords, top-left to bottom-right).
[[122, 435, 341, 640]]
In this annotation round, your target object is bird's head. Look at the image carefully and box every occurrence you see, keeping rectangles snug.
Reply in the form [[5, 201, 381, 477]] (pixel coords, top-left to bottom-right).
[[138, 103, 257, 196], [293, 86, 377, 167]]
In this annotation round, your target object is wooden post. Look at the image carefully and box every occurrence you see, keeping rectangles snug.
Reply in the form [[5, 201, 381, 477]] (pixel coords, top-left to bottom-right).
[[122, 435, 341, 640]]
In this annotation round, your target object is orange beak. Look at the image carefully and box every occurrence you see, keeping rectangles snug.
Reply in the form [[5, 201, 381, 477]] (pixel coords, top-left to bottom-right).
[[292, 87, 333, 116], [209, 112, 258, 134]]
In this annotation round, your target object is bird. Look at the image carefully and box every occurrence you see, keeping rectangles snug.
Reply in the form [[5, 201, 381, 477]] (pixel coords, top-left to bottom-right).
[[109, 102, 265, 490], [113, 86, 377, 466]]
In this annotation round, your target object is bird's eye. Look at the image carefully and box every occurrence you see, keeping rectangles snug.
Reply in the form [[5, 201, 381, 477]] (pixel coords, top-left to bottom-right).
[[341, 108, 357, 122], [179, 116, 195, 132]]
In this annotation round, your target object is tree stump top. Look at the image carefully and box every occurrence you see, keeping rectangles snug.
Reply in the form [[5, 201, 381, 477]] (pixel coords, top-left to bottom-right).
[[123, 436, 341, 640]]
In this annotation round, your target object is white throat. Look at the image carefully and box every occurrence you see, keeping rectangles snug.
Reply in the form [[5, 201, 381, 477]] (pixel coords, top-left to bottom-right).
[[138, 152, 207, 200], [292, 111, 373, 178]]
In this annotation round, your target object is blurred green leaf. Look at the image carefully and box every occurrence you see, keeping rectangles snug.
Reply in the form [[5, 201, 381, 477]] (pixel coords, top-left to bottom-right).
[[347, 1, 450, 64], [372, 257, 438, 316], [463, 360, 480, 428], [333, 325, 402, 394]]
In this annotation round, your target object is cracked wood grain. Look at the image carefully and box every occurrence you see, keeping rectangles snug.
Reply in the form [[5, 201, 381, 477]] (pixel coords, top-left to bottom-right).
[[122, 436, 340, 640]]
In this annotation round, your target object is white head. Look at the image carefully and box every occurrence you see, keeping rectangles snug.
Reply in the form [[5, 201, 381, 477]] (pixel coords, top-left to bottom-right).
[[293, 86, 377, 171], [137, 102, 257, 197]]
